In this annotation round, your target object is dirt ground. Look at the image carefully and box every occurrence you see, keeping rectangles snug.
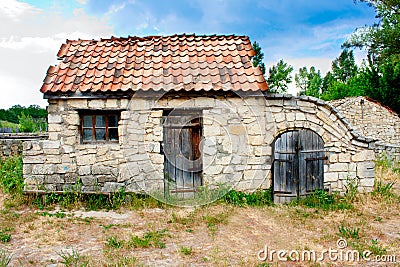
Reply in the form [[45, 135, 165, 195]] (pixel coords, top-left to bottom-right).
[[0, 173, 399, 266]]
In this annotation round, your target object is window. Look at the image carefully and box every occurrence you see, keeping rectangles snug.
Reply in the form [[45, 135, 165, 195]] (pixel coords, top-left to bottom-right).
[[80, 111, 120, 142]]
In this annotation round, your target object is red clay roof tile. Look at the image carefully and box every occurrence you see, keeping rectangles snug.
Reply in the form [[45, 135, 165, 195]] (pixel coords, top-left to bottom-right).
[[41, 34, 268, 94]]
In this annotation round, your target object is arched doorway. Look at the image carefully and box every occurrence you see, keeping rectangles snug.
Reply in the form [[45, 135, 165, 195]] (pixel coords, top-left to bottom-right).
[[273, 129, 326, 204]]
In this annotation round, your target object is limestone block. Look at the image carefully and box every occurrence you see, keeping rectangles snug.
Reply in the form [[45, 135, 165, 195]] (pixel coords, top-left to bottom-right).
[[329, 153, 338, 163], [48, 114, 62, 124], [88, 99, 105, 108], [68, 99, 88, 108], [329, 163, 349, 172], [78, 166, 91, 176], [295, 112, 306, 121], [65, 113, 80, 125], [324, 172, 338, 182], [339, 153, 351, 163], [352, 150, 375, 162], [24, 156, 45, 164], [204, 165, 223, 175], [106, 99, 120, 108], [274, 113, 285, 123], [229, 125, 246, 135], [76, 154, 96, 166], [357, 162, 375, 178], [32, 164, 55, 175], [286, 113, 295, 122], [150, 154, 164, 164], [42, 141, 60, 149], [248, 135, 263, 146], [102, 182, 124, 192], [45, 174, 64, 184], [81, 176, 97, 186]]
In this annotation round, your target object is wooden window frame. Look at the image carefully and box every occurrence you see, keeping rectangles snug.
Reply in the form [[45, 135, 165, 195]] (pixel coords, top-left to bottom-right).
[[79, 110, 120, 143]]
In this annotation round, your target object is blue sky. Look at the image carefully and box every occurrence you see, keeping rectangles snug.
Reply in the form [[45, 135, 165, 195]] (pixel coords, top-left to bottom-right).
[[0, 0, 376, 108]]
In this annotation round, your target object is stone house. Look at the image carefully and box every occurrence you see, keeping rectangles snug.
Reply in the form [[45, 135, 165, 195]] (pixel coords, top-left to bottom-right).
[[24, 34, 377, 204], [330, 96, 400, 146]]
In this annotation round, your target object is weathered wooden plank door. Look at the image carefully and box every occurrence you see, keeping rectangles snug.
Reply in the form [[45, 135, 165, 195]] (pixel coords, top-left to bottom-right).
[[162, 109, 202, 198], [273, 130, 325, 204]]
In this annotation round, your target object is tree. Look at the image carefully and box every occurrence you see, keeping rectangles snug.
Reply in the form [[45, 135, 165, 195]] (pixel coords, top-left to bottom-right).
[[331, 49, 358, 83], [251, 41, 266, 75], [343, 0, 400, 113], [345, 0, 400, 65], [295, 66, 322, 97], [267, 59, 294, 94]]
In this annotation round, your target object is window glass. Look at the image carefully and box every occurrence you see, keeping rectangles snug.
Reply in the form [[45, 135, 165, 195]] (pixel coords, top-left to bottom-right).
[[96, 128, 106, 140], [108, 115, 119, 127], [83, 116, 92, 127], [96, 115, 106, 127], [109, 128, 118, 141], [83, 129, 93, 141]]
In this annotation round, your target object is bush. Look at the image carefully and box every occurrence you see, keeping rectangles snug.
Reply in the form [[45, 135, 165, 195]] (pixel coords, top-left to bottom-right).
[[223, 189, 273, 206], [0, 156, 23, 194], [295, 190, 353, 211]]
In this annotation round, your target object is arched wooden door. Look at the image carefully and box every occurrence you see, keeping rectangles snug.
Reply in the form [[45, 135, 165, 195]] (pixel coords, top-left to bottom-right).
[[273, 130, 326, 204]]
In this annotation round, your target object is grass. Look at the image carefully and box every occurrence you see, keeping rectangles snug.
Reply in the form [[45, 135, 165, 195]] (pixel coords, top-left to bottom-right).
[[223, 189, 273, 207], [0, 154, 398, 265], [58, 248, 89, 267], [179, 245, 193, 256], [128, 229, 167, 249], [338, 224, 360, 239], [0, 229, 12, 243], [0, 249, 12, 267]]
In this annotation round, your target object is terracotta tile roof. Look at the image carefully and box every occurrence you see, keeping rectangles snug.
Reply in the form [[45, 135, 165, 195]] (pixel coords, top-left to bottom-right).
[[41, 34, 268, 94]]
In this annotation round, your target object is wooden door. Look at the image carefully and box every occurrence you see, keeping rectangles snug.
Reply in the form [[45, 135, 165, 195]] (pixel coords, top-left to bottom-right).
[[273, 130, 325, 204], [162, 109, 202, 198]]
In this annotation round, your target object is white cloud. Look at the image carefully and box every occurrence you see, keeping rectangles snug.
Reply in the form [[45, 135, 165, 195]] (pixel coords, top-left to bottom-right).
[[0, 0, 39, 21], [0, 0, 114, 109]]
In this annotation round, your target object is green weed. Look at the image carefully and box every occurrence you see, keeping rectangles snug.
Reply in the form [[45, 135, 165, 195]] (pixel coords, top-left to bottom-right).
[[0, 249, 12, 267], [338, 224, 360, 239], [368, 239, 387, 256], [105, 236, 123, 249], [0, 229, 11, 243], [180, 246, 193, 255], [58, 248, 89, 267], [223, 189, 273, 207], [128, 229, 167, 249], [294, 190, 353, 211], [0, 156, 23, 194]]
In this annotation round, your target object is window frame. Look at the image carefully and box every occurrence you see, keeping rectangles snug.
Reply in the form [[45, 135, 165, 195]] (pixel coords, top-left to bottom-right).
[[79, 110, 121, 143]]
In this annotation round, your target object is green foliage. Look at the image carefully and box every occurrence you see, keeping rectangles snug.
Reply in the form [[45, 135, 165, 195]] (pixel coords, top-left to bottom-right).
[[180, 246, 193, 255], [372, 180, 396, 199], [0, 156, 23, 195], [0, 249, 12, 267], [267, 59, 294, 94], [58, 248, 89, 267], [106, 236, 123, 249], [332, 49, 358, 83], [223, 189, 273, 207], [128, 229, 167, 249], [0, 121, 18, 133], [0, 229, 11, 243], [295, 190, 353, 211], [252, 41, 266, 75], [368, 239, 387, 256], [338, 224, 360, 239], [296, 66, 323, 97], [0, 105, 47, 125], [344, 176, 360, 202]]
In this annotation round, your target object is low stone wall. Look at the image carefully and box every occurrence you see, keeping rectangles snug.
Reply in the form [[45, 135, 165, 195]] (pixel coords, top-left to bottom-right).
[[23, 93, 378, 195], [0, 133, 48, 158], [330, 96, 400, 145], [375, 142, 400, 163]]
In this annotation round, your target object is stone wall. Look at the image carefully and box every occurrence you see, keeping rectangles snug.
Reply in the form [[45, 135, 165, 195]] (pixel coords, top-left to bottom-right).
[[330, 96, 400, 145], [23, 93, 377, 195], [0, 134, 48, 159]]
